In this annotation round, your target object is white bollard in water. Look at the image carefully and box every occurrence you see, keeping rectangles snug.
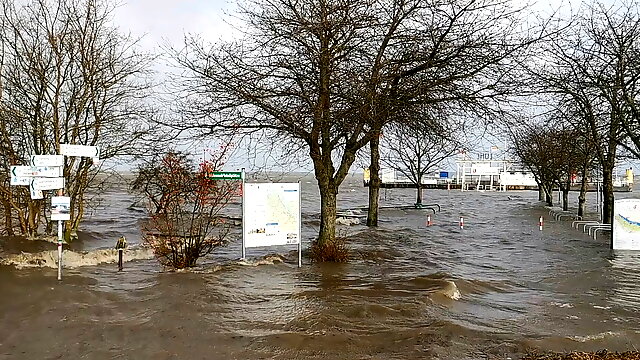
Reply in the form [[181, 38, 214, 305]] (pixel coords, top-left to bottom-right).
[[426, 214, 432, 227], [539, 216, 543, 231], [459, 216, 464, 230]]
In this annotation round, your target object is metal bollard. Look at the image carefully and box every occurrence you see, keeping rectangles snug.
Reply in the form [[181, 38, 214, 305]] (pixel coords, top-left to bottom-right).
[[426, 214, 433, 227], [539, 216, 543, 231], [459, 216, 464, 230], [115, 236, 127, 271]]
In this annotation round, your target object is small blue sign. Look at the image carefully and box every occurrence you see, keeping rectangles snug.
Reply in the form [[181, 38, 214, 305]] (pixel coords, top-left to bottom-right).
[[439, 171, 449, 178]]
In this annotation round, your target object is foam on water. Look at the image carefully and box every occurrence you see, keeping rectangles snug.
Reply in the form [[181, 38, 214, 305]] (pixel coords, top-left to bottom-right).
[[0, 246, 154, 269]]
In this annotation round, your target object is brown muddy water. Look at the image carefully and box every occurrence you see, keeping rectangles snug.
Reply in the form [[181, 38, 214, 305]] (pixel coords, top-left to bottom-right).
[[1, 174, 640, 359]]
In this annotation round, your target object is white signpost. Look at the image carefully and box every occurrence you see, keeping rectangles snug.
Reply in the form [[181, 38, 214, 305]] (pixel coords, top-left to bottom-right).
[[7, 144, 99, 281], [10, 165, 62, 178], [243, 182, 302, 267], [10, 165, 63, 199], [31, 177, 65, 191], [29, 155, 64, 167], [10, 177, 31, 186], [60, 144, 100, 160], [612, 199, 640, 250]]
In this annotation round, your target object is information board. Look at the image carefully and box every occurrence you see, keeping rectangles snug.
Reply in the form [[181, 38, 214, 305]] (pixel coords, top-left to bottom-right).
[[51, 196, 71, 221], [613, 199, 640, 250], [244, 183, 301, 248]]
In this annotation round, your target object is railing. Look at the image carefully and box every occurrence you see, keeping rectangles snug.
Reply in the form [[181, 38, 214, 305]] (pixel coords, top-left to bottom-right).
[[548, 207, 611, 241]]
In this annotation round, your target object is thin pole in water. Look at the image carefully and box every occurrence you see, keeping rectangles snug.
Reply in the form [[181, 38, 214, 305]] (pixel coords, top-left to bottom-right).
[[459, 216, 464, 230], [57, 219, 63, 281], [298, 181, 302, 268], [57, 189, 63, 281], [426, 214, 432, 227], [539, 216, 543, 231], [115, 236, 127, 271], [241, 168, 246, 260]]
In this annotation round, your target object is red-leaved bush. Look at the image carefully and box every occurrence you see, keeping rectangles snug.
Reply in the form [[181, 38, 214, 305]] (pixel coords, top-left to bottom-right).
[[132, 147, 239, 268]]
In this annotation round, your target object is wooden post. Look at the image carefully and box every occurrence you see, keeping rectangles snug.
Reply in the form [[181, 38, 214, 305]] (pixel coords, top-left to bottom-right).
[[115, 236, 127, 271]]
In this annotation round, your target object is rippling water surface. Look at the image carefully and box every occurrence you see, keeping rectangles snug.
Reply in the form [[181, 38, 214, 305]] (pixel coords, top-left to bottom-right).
[[1, 173, 640, 359]]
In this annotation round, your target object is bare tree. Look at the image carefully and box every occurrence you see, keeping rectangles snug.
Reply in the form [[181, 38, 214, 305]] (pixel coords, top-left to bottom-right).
[[380, 111, 463, 206], [531, 1, 638, 223], [0, 0, 155, 237], [169, 0, 549, 256], [360, 0, 549, 227], [510, 124, 558, 206], [511, 120, 592, 211]]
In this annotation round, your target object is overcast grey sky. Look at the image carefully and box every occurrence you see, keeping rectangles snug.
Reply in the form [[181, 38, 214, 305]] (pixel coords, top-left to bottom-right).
[[110, 0, 592, 50], [108, 0, 632, 173], [112, 0, 235, 51]]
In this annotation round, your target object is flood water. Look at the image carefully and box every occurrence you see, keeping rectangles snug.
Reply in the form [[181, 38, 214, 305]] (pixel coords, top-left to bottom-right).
[[1, 173, 640, 359]]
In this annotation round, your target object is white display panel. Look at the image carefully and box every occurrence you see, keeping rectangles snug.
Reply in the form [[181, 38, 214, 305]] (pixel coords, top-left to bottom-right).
[[613, 199, 640, 250], [244, 183, 301, 248]]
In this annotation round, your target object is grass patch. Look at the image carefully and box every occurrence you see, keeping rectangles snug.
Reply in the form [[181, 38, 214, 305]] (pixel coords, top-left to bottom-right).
[[309, 237, 349, 263]]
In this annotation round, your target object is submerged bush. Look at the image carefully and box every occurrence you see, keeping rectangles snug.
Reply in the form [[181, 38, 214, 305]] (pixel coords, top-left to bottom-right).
[[309, 237, 349, 263], [132, 149, 237, 269]]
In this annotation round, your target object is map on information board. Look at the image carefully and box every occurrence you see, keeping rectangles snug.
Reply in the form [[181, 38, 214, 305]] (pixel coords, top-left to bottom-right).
[[613, 199, 640, 250], [244, 183, 300, 248]]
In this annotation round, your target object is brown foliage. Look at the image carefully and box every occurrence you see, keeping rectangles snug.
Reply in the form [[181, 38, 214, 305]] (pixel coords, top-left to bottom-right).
[[309, 237, 349, 263], [134, 149, 237, 269], [523, 350, 640, 360]]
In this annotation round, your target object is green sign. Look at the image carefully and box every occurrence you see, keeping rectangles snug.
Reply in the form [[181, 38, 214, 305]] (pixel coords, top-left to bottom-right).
[[209, 171, 242, 180]]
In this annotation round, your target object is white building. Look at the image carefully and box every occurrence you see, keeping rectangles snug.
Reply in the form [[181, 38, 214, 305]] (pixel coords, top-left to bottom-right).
[[455, 159, 537, 191]]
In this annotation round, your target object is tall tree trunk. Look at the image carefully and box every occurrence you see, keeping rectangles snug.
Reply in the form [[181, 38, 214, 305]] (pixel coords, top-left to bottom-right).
[[602, 166, 614, 224], [578, 175, 587, 218], [416, 182, 423, 206], [544, 183, 554, 207], [2, 194, 13, 236], [562, 185, 569, 211], [367, 133, 381, 227], [577, 167, 588, 219], [538, 182, 545, 201], [318, 179, 337, 245]]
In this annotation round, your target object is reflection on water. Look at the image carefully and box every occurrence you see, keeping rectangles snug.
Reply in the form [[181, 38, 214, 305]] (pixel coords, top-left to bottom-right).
[[608, 252, 640, 312], [1, 174, 640, 359]]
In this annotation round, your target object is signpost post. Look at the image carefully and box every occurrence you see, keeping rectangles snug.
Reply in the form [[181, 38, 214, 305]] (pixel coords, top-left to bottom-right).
[[52, 193, 70, 280], [60, 144, 100, 161], [6, 143, 100, 281]]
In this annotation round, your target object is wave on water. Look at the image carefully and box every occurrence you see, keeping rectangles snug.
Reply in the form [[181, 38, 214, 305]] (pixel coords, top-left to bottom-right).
[[237, 254, 287, 266], [0, 246, 154, 269], [336, 217, 360, 225], [406, 274, 462, 300], [437, 280, 461, 300]]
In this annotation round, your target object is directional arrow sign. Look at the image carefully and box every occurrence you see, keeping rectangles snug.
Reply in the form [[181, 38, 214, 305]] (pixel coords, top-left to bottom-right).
[[31, 177, 65, 191], [60, 144, 100, 160], [10, 176, 31, 186], [29, 155, 64, 167], [11, 165, 62, 178]]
